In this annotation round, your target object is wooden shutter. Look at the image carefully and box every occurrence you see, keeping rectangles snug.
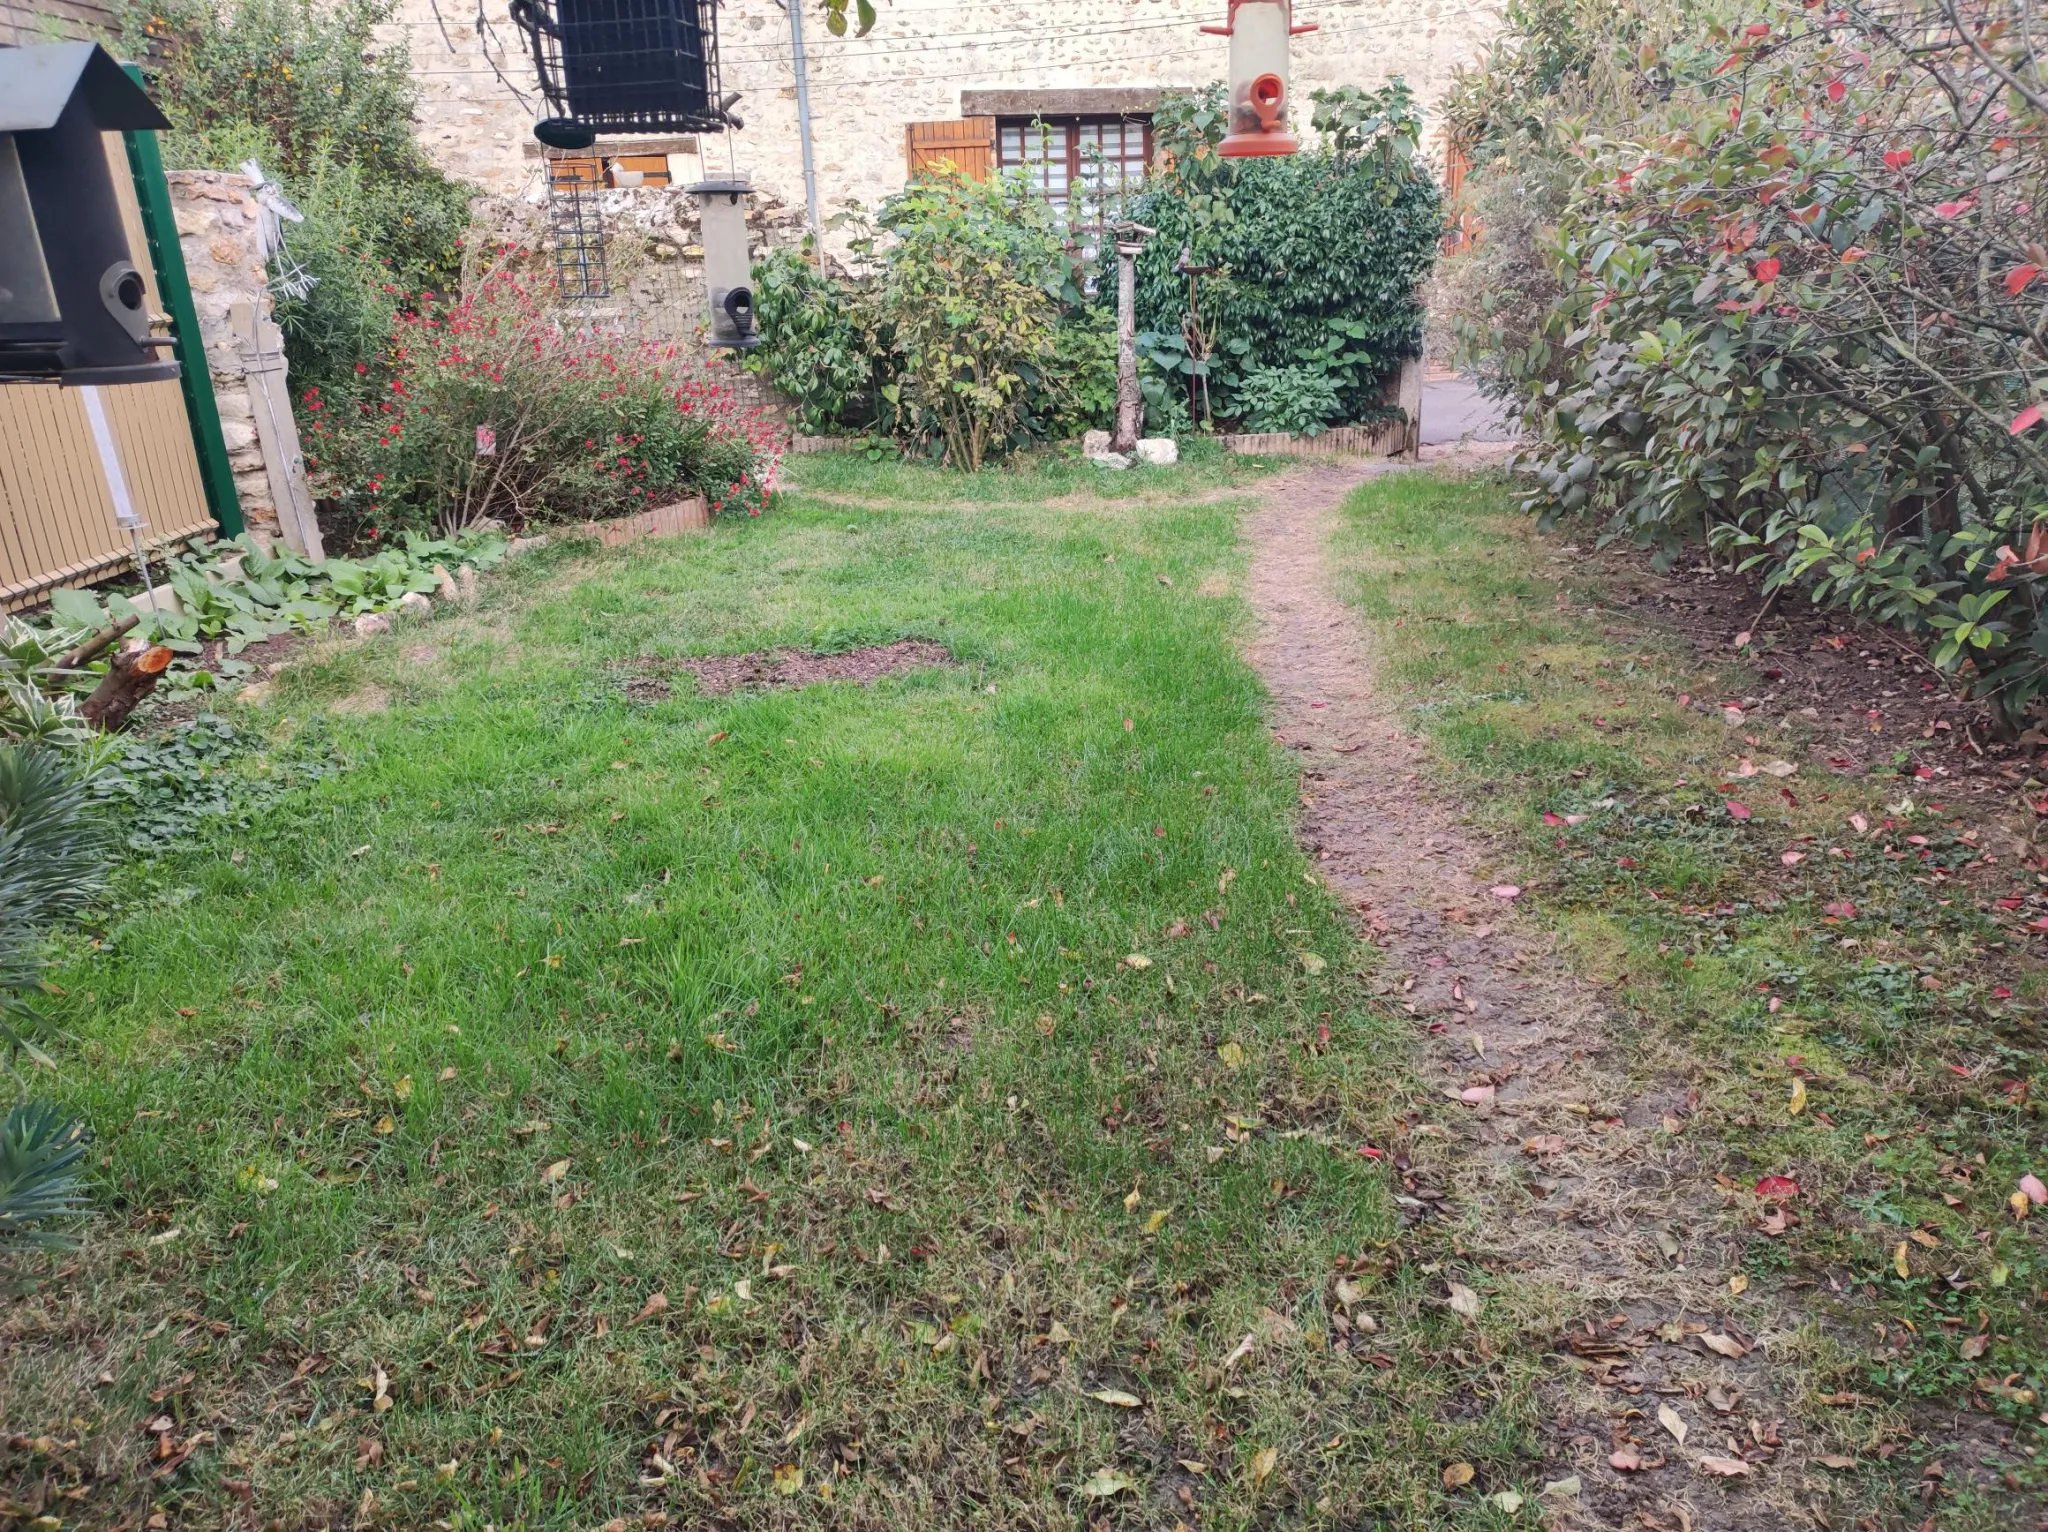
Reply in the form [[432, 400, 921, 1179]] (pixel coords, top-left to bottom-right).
[[905, 118, 995, 181]]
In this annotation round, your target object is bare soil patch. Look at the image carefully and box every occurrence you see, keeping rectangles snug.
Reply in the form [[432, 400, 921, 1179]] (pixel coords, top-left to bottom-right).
[[672, 639, 956, 697], [1244, 462, 1812, 1530]]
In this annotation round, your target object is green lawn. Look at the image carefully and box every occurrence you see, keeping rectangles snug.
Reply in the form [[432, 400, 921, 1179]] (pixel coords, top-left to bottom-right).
[[9, 453, 1535, 1530], [1327, 471, 2048, 1528]]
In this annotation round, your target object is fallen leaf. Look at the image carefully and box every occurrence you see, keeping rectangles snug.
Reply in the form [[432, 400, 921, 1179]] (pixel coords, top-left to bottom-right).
[[2021, 1173, 2048, 1205], [1609, 1447, 1643, 1471], [1849, 812, 1869, 833], [772, 1463, 803, 1496], [1754, 1175, 1799, 1200], [1143, 1209, 1171, 1234], [2012, 1190, 2033, 1221], [1442, 1461, 1475, 1489], [1088, 1389, 1143, 1408], [1080, 1468, 1135, 1499], [1122, 954, 1152, 971], [629, 1292, 669, 1325], [1298, 952, 1327, 974], [1788, 1077, 1807, 1116], [1893, 1241, 1911, 1279], [1250, 1446, 1278, 1484], [1459, 1084, 1497, 1104], [1700, 1332, 1749, 1359], [1658, 1404, 1688, 1444], [1960, 1332, 1989, 1360], [1698, 1456, 1754, 1477], [1489, 1490, 1525, 1512], [1781, 850, 1806, 865], [373, 1115, 395, 1135], [1823, 899, 1857, 919], [1446, 1281, 1482, 1320], [1215, 1041, 1245, 1069], [541, 1159, 571, 1184], [1542, 1475, 1581, 1498], [1489, 884, 1521, 900], [1816, 1454, 1857, 1469], [1523, 1134, 1565, 1156], [1726, 800, 1752, 820], [1729, 1272, 1749, 1295], [1762, 759, 1798, 776]]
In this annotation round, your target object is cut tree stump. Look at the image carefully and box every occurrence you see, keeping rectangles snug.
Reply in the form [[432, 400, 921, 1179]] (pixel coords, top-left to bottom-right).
[[81, 639, 174, 731]]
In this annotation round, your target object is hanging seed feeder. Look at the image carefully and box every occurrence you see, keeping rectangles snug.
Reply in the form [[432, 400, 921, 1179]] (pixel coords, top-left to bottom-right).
[[1201, 0, 1317, 158], [690, 178, 757, 350]]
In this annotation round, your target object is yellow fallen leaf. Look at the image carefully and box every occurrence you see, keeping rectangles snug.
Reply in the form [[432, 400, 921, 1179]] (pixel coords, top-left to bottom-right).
[[1143, 1209, 1171, 1234], [1250, 1445, 1278, 1484], [1893, 1241, 1911, 1279], [393, 1075, 414, 1103], [1657, 1404, 1687, 1444], [1123, 1184, 1141, 1212], [1728, 1272, 1748, 1295], [1080, 1468, 1135, 1498], [373, 1115, 395, 1136], [1787, 1076, 1806, 1116], [1088, 1389, 1143, 1408], [1442, 1461, 1475, 1489], [772, 1462, 803, 1495], [541, 1159, 571, 1184], [1298, 952, 1327, 975], [2012, 1191, 2033, 1221], [1122, 954, 1152, 971], [1216, 1041, 1245, 1069]]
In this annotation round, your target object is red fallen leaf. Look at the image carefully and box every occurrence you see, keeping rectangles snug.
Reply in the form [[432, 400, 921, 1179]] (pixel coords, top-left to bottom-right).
[[1936, 200, 1969, 218], [1825, 78, 1845, 102], [1615, 857, 1639, 869], [1781, 850, 1806, 865], [1698, 1456, 1755, 1477], [1883, 148, 1913, 169], [1755, 1175, 1800, 1200], [1840, 246, 1869, 263], [1744, 20, 1770, 35], [1994, 986, 2014, 998], [1460, 1085, 1497, 1105], [1357, 1144, 1385, 1159], [2028, 916, 2048, 934], [1610, 1447, 1644, 1471], [1996, 897, 2024, 910], [1824, 900, 1856, 919], [1726, 801, 1752, 820], [1753, 257, 1781, 284], [2014, 404, 2044, 436], [1542, 812, 1565, 826], [2009, 263, 2042, 296], [1948, 1063, 1972, 1077], [2021, 1174, 2048, 1205]]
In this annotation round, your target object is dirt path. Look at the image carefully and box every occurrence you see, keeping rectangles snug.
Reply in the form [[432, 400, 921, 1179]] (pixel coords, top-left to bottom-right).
[[1242, 463, 1817, 1531]]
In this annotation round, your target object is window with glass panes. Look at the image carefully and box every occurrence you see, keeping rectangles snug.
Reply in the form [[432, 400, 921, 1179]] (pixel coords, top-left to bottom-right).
[[996, 115, 1151, 228]]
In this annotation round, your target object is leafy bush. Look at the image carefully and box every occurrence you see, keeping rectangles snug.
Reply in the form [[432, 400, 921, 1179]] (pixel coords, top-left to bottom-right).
[[0, 1102, 90, 1254], [752, 175, 1100, 466], [303, 278, 780, 540], [1236, 365, 1344, 437], [1449, 0, 2048, 727], [1133, 82, 1442, 432], [125, 0, 474, 395]]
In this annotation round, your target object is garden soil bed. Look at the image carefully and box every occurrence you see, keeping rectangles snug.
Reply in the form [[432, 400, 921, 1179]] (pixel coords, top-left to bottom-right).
[[628, 639, 958, 700]]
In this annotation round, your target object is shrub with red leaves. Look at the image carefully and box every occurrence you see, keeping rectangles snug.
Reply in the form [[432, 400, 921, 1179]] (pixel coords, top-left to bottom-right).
[[301, 277, 782, 547]]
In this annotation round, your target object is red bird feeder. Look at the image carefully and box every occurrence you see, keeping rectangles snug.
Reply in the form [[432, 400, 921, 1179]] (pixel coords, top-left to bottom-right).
[[1202, 0, 1317, 157]]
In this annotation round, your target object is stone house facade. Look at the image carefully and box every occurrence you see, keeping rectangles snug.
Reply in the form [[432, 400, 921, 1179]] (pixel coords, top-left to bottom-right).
[[386, 0, 1500, 232]]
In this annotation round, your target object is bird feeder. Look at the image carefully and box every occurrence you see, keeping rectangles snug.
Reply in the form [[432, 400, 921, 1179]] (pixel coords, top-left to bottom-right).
[[509, 0, 737, 149], [1201, 0, 1317, 158], [690, 179, 756, 350], [0, 43, 176, 385]]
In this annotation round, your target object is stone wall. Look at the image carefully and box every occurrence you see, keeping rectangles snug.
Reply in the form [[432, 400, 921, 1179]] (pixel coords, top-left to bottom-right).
[[383, 0, 1503, 236], [165, 170, 284, 539], [0, 0, 117, 47]]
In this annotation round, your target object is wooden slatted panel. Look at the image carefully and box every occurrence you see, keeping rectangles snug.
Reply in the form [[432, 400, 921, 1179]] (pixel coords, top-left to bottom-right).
[[0, 131, 213, 610], [905, 118, 996, 181]]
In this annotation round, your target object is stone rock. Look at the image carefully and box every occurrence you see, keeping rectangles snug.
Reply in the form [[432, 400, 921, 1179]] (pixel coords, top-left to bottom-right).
[[507, 534, 548, 558], [397, 591, 433, 620], [1082, 429, 1113, 456], [457, 566, 480, 606], [237, 681, 274, 706], [353, 612, 392, 638], [1135, 437, 1179, 466], [432, 563, 460, 601], [1087, 451, 1132, 470]]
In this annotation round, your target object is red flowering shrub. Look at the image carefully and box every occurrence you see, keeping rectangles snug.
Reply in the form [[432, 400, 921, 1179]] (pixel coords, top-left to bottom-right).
[[301, 277, 783, 545]]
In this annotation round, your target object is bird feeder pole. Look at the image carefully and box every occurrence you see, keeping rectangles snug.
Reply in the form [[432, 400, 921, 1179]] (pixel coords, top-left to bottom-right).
[[1201, 0, 1318, 158], [1112, 221, 1156, 453]]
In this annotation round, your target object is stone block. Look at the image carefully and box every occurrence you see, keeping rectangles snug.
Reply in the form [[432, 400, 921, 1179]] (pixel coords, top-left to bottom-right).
[[1134, 438, 1179, 466], [1082, 429, 1112, 455]]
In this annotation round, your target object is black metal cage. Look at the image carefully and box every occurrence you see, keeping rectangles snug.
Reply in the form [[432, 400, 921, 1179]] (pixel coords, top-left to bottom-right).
[[510, 0, 730, 136]]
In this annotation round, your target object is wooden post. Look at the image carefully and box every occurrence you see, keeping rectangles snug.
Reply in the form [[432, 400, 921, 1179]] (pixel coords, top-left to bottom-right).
[[1111, 221, 1156, 454]]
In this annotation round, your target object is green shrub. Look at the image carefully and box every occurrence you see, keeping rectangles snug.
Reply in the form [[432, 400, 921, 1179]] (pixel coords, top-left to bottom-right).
[[1133, 82, 1441, 431], [125, 0, 473, 395], [1237, 364, 1343, 437], [750, 242, 885, 434], [1451, 0, 2048, 727]]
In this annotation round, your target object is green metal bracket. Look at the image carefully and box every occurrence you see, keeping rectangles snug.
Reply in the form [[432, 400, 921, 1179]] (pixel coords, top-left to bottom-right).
[[120, 61, 243, 537]]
